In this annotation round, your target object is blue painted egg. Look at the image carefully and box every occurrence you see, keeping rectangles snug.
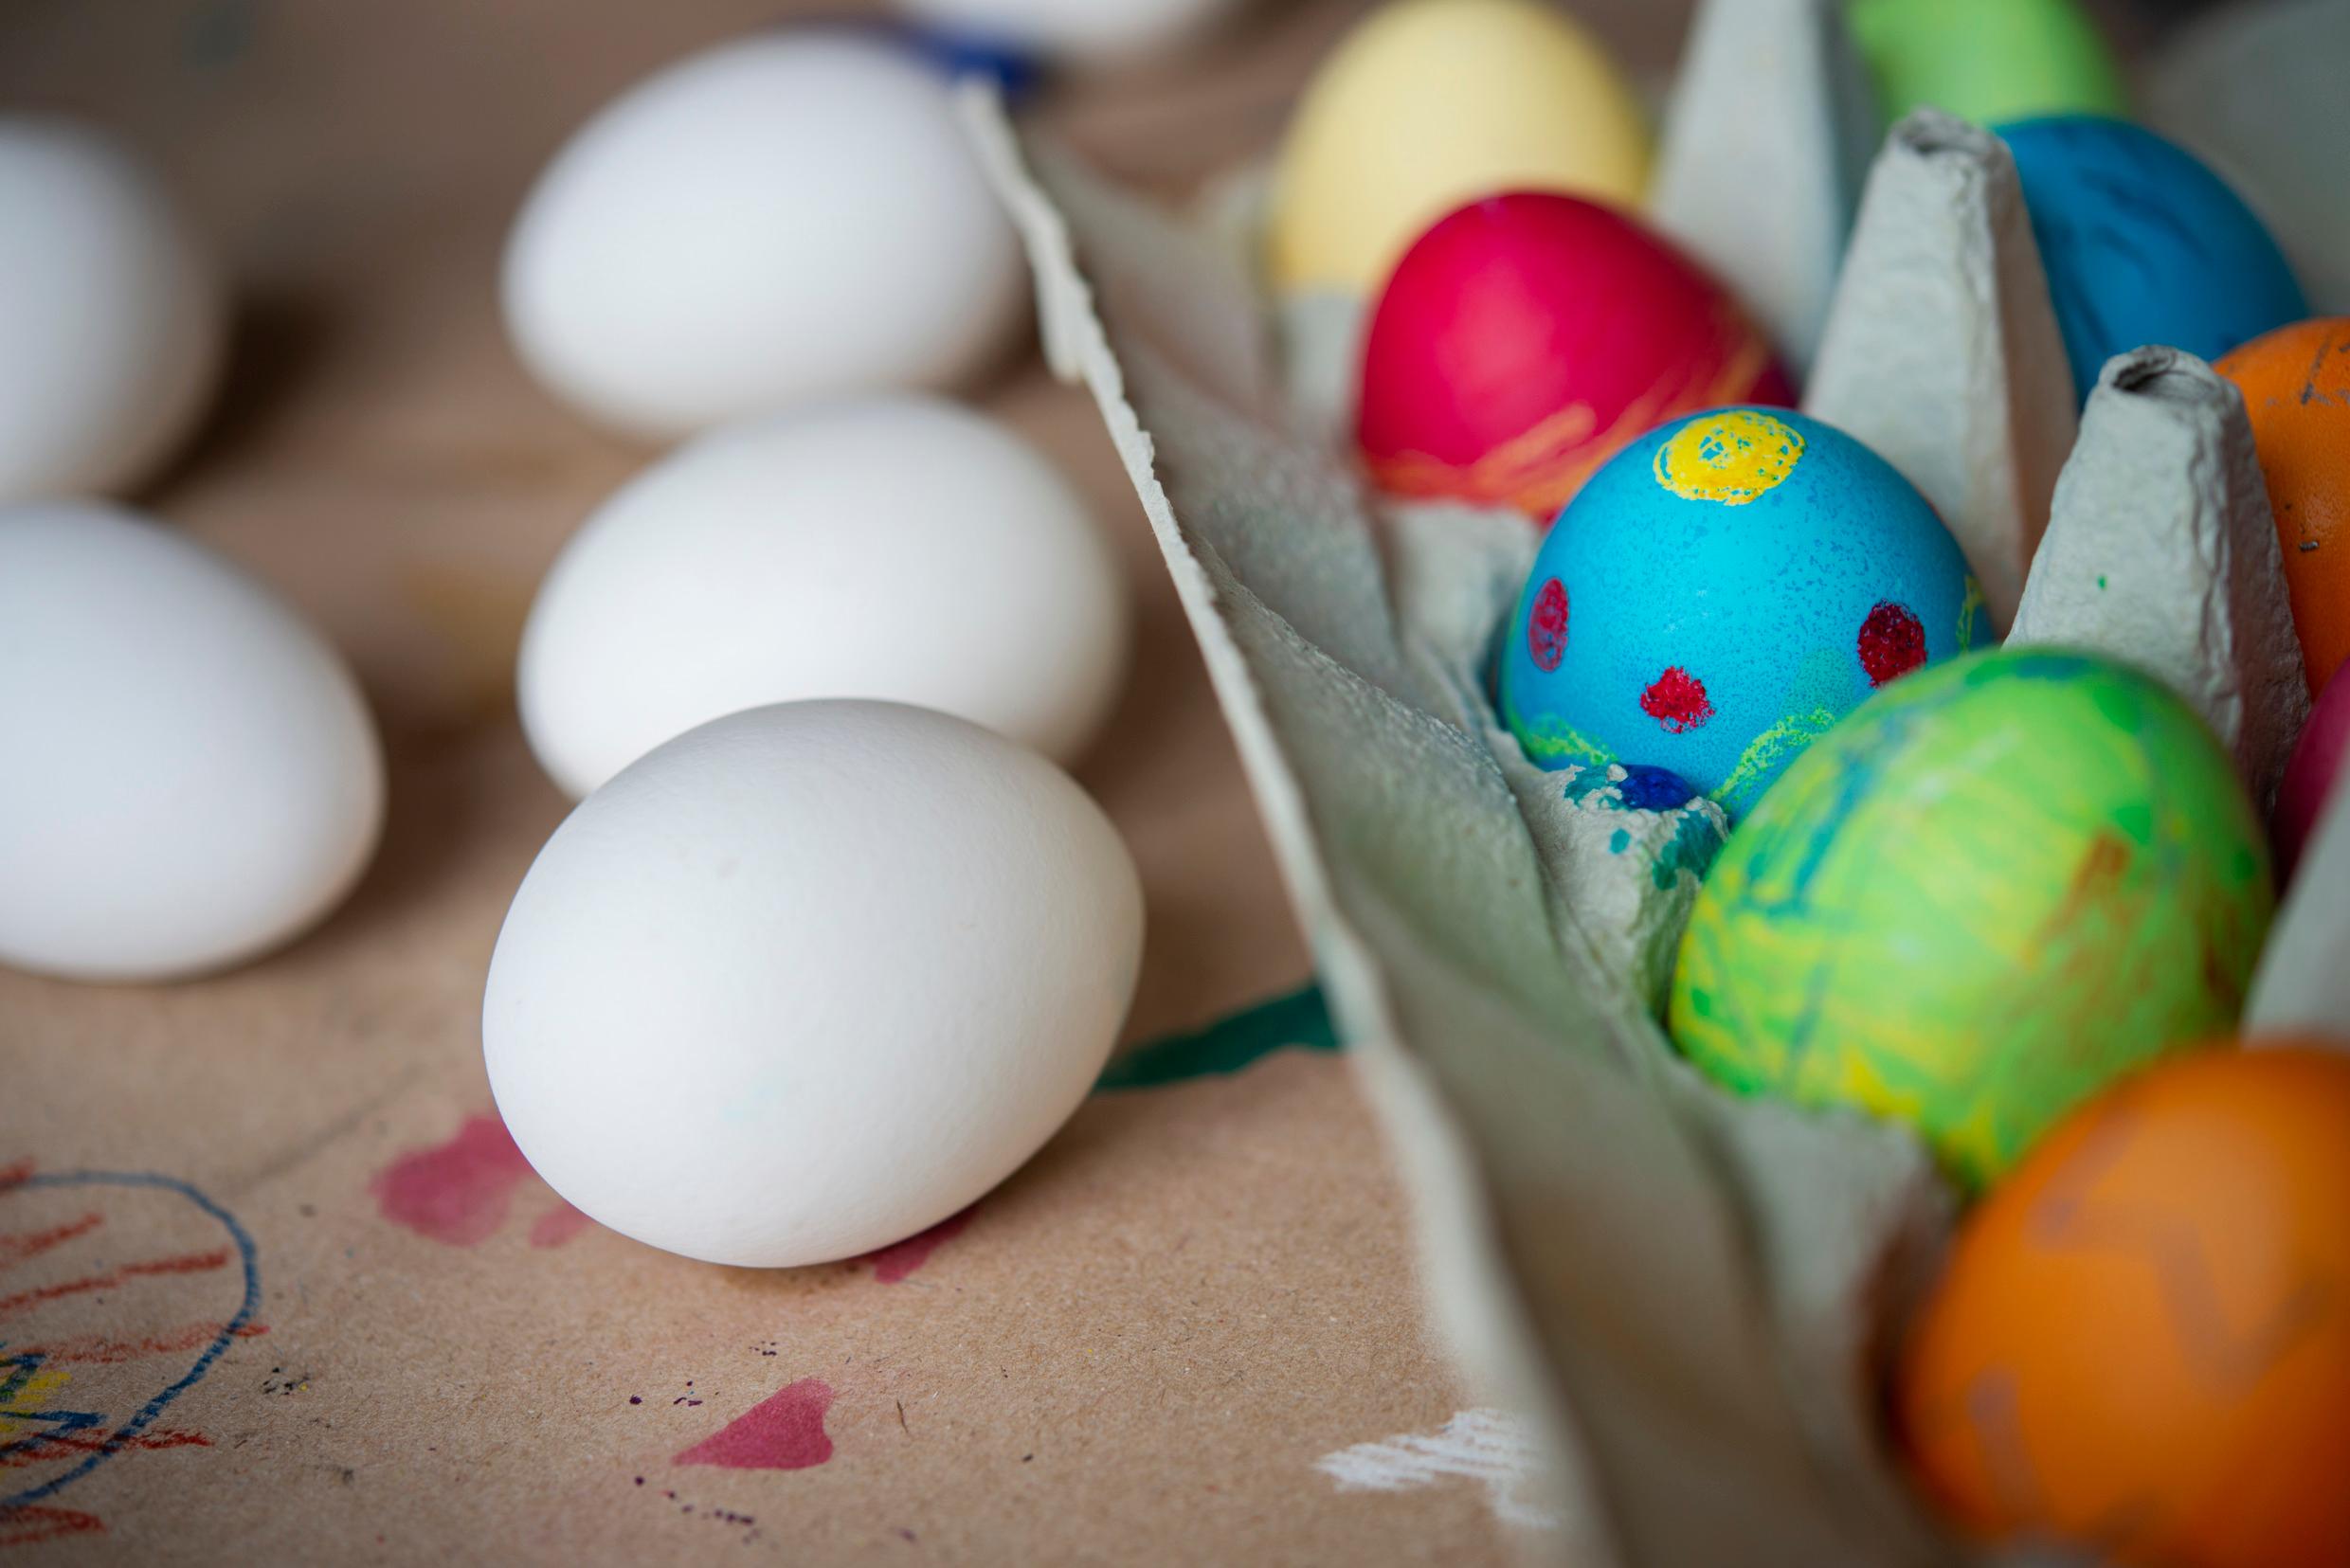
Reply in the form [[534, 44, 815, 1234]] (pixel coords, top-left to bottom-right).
[[896, 24, 1046, 98], [1497, 407, 1986, 819], [1998, 115, 2306, 404]]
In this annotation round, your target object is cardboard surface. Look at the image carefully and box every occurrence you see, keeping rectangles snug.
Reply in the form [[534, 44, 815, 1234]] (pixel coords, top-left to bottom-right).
[[0, 0, 1719, 1559]]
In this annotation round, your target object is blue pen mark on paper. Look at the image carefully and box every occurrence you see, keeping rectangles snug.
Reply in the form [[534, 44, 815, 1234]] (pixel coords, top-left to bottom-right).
[[0, 1170, 262, 1514]]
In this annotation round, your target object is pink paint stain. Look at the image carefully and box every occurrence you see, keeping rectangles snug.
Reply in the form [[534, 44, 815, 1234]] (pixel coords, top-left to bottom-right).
[[861, 1206, 976, 1284], [373, 1114, 592, 1250], [674, 1379, 836, 1471], [371, 1115, 533, 1247], [529, 1203, 597, 1250]]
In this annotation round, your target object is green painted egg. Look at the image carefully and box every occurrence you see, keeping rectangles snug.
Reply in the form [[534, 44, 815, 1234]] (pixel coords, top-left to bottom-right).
[[1668, 649, 2273, 1190], [1849, 0, 2127, 131]]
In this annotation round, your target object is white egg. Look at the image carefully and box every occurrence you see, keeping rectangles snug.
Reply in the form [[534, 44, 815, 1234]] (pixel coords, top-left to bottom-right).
[[0, 119, 225, 505], [517, 394, 1130, 799], [501, 32, 1025, 441], [0, 503, 384, 982], [894, 0, 1251, 61], [483, 699, 1144, 1267]]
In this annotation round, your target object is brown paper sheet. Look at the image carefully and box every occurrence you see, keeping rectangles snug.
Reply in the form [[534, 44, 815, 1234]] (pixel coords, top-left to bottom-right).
[[0, 0, 1716, 1559]]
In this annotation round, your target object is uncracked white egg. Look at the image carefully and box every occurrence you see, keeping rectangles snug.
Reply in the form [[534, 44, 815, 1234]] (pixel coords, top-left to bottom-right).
[[501, 31, 1026, 441], [0, 119, 225, 505], [516, 394, 1130, 799], [482, 699, 1145, 1268], [0, 502, 384, 982]]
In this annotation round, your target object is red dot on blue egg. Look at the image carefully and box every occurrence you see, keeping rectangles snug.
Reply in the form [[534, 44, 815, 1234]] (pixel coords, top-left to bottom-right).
[[1528, 579, 1570, 673], [1857, 602, 1926, 688], [1640, 667, 1714, 733]]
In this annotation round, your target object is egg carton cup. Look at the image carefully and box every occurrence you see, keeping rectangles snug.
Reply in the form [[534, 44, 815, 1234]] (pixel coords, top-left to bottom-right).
[[958, 14, 2347, 1565]]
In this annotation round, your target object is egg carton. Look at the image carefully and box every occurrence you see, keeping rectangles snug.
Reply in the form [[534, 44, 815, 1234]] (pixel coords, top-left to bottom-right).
[[956, 7, 2349, 1563]]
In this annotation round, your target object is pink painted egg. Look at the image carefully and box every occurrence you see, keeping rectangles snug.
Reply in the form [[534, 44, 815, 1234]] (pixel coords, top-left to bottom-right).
[[2275, 657, 2350, 881], [1356, 191, 1795, 520]]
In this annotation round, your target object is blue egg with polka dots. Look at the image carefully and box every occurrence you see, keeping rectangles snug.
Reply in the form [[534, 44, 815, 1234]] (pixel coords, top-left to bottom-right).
[[1497, 407, 1986, 820], [1998, 116, 2306, 406]]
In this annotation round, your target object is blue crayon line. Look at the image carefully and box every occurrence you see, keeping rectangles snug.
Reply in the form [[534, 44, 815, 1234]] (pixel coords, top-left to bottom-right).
[[0, 1171, 262, 1511]]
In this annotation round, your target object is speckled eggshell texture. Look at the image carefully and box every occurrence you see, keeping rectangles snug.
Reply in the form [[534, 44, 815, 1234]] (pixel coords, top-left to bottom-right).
[[2000, 116, 2307, 405], [2217, 317, 2350, 700], [1497, 407, 1983, 818], [1670, 649, 2275, 1190], [1357, 193, 1793, 520]]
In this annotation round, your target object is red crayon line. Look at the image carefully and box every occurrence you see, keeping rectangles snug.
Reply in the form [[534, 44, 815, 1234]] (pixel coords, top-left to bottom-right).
[[0, 1160, 33, 1193], [0, 1214, 103, 1272], [0, 1504, 104, 1546], [0, 1247, 231, 1320], [12, 1320, 267, 1365], [0, 1430, 211, 1468]]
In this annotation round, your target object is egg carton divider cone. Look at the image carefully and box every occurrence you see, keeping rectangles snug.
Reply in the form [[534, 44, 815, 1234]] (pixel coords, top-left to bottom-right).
[[957, 22, 2350, 1568]]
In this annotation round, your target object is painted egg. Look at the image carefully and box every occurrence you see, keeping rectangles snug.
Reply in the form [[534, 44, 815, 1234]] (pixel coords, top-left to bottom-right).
[[894, 22, 1044, 98], [891, 0, 1248, 63], [1898, 1044, 2350, 1568], [1670, 648, 2273, 1189], [1999, 116, 2307, 404], [1266, 0, 1651, 298], [1848, 0, 2125, 130], [1497, 407, 1980, 816], [2217, 317, 2350, 699], [2273, 660, 2350, 881], [1359, 196, 1793, 518]]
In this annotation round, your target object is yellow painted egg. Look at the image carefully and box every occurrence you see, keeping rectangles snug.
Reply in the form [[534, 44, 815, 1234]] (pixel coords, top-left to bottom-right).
[[1265, 0, 1652, 298]]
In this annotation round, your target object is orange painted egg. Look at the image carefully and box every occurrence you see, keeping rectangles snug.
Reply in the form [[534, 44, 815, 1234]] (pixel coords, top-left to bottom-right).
[[2217, 317, 2350, 700], [1898, 1044, 2350, 1568]]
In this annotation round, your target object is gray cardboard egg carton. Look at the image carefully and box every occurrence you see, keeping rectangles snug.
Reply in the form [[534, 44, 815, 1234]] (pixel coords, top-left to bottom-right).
[[959, 1, 2350, 1560]]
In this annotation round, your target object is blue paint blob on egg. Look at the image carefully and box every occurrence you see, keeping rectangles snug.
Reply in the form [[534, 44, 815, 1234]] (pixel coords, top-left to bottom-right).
[[1498, 407, 1986, 819], [824, 16, 1047, 98], [902, 27, 1047, 97], [1998, 115, 2306, 404], [1617, 765, 1699, 812]]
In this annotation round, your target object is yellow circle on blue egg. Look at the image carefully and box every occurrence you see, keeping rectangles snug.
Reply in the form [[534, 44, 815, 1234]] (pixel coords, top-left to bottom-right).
[[1500, 407, 1984, 818], [1653, 408, 1805, 505]]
